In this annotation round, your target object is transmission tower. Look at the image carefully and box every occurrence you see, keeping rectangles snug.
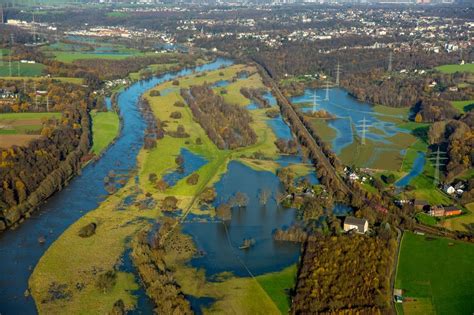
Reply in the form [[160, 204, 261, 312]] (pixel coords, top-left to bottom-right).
[[33, 82, 38, 110], [8, 34, 13, 76], [356, 116, 371, 145], [32, 12, 36, 45], [428, 146, 447, 186], [388, 51, 393, 72], [335, 62, 341, 86], [312, 90, 321, 113], [324, 80, 330, 101]]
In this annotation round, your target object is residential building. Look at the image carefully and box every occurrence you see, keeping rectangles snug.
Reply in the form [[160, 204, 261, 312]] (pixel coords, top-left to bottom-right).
[[343, 216, 368, 234]]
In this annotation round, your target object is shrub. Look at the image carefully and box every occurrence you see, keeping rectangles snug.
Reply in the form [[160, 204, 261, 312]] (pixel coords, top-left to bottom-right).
[[201, 187, 216, 203], [156, 179, 168, 192], [162, 196, 178, 210], [216, 203, 232, 221], [170, 111, 182, 119], [78, 222, 97, 238], [186, 173, 199, 185], [172, 80, 180, 86], [96, 270, 116, 293], [174, 101, 185, 107], [149, 173, 158, 183], [150, 90, 161, 97]]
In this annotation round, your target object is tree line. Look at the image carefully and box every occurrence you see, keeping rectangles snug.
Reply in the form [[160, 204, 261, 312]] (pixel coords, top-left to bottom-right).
[[0, 82, 91, 231], [181, 84, 257, 150]]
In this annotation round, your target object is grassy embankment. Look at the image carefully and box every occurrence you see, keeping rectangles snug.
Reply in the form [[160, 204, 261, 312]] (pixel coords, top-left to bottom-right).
[[395, 231, 474, 315], [0, 112, 61, 147], [90, 110, 120, 155], [30, 63, 301, 314]]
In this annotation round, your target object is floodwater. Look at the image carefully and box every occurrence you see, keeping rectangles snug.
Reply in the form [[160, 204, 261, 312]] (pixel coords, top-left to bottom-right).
[[291, 88, 408, 154], [163, 148, 207, 187], [0, 57, 233, 314], [183, 161, 301, 278], [291, 88, 426, 183], [395, 152, 426, 187]]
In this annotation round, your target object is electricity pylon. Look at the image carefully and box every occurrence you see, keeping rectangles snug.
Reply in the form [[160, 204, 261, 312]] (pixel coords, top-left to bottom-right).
[[335, 62, 341, 86], [428, 146, 448, 186], [356, 117, 371, 145], [325, 80, 330, 101], [388, 51, 393, 72], [312, 90, 321, 113]]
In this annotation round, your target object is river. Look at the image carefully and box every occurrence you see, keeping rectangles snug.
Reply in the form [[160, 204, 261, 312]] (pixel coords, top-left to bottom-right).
[[0, 58, 233, 314]]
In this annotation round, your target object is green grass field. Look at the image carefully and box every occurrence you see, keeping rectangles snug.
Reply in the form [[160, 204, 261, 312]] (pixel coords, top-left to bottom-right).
[[0, 76, 83, 84], [0, 112, 60, 120], [435, 63, 474, 74], [415, 212, 438, 226], [91, 111, 120, 154], [395, 232, 474, 315], [0, 61, 45, 77], [451, 100, 474, 113], [256, 264, 297, 314]]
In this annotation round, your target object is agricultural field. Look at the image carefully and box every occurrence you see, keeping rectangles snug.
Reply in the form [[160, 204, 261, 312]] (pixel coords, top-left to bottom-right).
[[0, 61, 45, 77], [395, 232, 474, 315], [435, 63, 474, 74], [0, 112, 60, 148], [39, 40, 149, 63], [90, 110, 120, 155]]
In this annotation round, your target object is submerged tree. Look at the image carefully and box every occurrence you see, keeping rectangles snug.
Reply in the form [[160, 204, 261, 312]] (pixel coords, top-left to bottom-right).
[[231, 192, 249, 208], [258, 189, 271, 206]]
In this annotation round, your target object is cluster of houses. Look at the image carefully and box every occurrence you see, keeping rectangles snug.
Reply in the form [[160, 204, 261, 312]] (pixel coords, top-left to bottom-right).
[[344, 167, 371, 183], [0, 88, 18, 106], [414, 200, 462, 217], [442, 182, 465, 197]]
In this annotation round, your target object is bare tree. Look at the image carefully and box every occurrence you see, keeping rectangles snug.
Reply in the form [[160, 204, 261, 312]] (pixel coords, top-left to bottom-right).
[[258, 188, 271, 206]]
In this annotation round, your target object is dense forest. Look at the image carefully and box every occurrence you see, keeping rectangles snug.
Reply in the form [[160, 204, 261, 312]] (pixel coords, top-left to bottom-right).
[[0, 82, 91, 231], [428, 114, 474, 183], [292, 235, 396, 314], [181, 84, 257, 150]]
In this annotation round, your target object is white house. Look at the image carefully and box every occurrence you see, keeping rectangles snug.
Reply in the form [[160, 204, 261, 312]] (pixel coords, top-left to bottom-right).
[[444, 185, 455, 195], [343, 216, 368, 234]]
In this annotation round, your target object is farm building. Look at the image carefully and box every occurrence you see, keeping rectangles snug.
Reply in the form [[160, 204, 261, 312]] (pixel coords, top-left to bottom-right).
[[429, 206, 445, 217], [429, 205, 462, 217], [343, 216, 368, 234], [444, 206, 462, 216]]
